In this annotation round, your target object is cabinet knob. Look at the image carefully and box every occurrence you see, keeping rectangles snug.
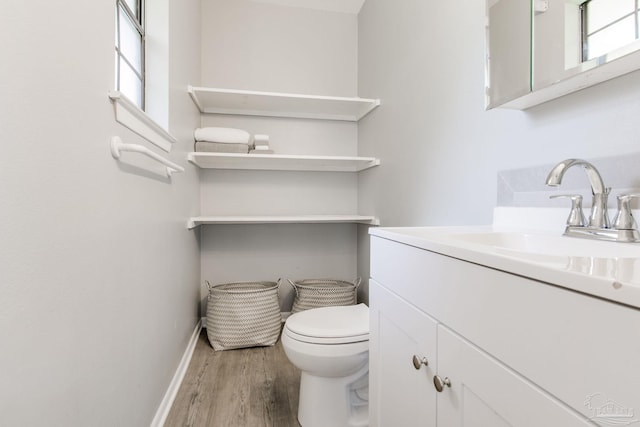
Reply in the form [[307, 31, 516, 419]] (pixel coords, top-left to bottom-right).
[[412, 355, 429, 370], [433, 375, 451, 392]]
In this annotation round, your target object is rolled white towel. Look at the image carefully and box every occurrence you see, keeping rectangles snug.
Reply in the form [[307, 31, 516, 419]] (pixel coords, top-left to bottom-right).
[[253, 134, 270, 147], [252, 145, 271, 150], [194, 127, 252, 144]]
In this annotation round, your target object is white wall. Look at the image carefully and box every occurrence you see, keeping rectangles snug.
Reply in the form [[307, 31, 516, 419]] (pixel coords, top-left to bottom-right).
[[201, 224, 358, 311], [0, 0, 201, 425], [357, 0, 640, 300], [199, 0, 362, 308], [201, 0, 357, 95]]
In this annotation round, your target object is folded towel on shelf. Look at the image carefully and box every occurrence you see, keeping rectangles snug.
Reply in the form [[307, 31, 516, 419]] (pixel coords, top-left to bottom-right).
[[253, 134, 270, 147], [249, 149, 274, 155], [194, 127, 252, 144], [195, 141, 250, 154]]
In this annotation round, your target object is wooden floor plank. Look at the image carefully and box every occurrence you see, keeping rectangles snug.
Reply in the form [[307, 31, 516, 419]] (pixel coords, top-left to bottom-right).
[[164, 329, 301, 427]]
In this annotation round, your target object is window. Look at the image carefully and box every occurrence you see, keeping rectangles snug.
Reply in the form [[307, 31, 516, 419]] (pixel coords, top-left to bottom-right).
[[115, 0, 145, 110], [581, 0, 640, 61]]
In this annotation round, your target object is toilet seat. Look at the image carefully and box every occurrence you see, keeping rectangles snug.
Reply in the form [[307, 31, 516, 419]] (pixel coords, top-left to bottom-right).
[[284, 303, 369, 345]]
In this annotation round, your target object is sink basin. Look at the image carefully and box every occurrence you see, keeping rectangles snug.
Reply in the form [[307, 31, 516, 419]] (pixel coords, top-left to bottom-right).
[[445, 231, 640, 258]]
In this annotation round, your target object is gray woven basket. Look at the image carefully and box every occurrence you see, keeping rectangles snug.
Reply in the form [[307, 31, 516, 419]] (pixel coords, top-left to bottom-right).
[[206, 281, 281, 351], [289, 278, 361, 314]]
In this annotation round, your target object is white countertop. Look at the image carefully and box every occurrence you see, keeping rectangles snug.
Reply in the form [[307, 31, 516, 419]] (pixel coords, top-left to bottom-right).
[[370, 224, 640, 310]]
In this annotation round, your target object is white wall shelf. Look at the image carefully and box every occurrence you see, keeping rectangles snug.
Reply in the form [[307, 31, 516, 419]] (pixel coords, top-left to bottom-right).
[[188, 86, 380, 121], [187, 86, 382, 230], [188, 152, 380, 172], [187, 215, 380, 229]]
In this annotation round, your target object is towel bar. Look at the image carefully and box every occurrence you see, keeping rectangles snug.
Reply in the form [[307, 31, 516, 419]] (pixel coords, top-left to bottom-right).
[[110, 136, 184, 176]]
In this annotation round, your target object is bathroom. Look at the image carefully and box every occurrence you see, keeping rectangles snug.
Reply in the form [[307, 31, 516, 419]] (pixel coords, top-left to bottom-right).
[[2, 0, 640, 425]]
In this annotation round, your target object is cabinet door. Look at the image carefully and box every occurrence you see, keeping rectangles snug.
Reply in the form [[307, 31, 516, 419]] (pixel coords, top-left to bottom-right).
[[369, 280, 438, 427], [436, 325, 594, 427]]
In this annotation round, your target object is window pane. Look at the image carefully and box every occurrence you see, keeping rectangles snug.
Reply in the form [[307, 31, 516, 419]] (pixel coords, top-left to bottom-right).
[[587, 14, 636, 59], [586, 0, 635, 34], [115, 0, 144, 111], [119, 7, 143, 74], [124, 0, 139, 20], [119, 59, 143, 109]]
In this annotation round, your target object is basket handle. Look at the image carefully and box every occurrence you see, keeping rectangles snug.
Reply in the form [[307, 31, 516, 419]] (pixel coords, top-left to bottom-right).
[[287, 279, 300, 297], [353, 277, 362, 289], [205, 280, 220, 301]]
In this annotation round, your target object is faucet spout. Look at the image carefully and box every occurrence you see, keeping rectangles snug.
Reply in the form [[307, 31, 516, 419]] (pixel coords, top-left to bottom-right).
[[545, 158, 606, 194], [545, 159, 610, 228]]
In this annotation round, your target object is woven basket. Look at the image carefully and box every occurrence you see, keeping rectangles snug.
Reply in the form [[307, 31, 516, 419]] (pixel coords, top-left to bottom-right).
[[289, 278, 361, 314], [206, 281, 281, 351]]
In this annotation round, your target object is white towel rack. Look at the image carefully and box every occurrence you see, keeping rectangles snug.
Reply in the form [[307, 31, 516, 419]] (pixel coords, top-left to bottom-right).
[[110, 136, 184, 176]]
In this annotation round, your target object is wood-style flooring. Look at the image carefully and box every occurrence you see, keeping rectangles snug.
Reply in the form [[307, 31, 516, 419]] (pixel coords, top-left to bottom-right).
[[164, 329, 302, 427]]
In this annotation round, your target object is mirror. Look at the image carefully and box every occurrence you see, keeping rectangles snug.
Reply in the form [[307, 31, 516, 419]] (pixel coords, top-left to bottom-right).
[[486, 0, 640, 109]]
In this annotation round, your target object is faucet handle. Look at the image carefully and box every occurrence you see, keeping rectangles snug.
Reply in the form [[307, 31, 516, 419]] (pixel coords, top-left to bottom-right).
[[550, 194, 587, 227], [613, 193, 640, 230]]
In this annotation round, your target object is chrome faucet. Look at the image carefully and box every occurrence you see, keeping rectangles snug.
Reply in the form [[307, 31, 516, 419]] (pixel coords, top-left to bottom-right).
[[545, 159, 610, 228], [545, 159, 640, 243]]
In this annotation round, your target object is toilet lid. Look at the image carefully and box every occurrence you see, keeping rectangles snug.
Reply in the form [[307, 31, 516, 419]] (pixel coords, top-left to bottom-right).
[[284, 303, 369, 344]]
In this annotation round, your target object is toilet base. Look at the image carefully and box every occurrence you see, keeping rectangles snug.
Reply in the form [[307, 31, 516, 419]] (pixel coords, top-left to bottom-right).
[[297, 364, 369, 427]]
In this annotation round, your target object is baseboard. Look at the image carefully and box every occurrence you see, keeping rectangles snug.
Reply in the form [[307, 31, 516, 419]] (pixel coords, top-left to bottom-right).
[[150, 319, 202, 427]]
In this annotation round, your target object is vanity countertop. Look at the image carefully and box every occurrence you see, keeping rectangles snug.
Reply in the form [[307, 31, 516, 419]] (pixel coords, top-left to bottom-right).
[[370, 225, 640, 310]]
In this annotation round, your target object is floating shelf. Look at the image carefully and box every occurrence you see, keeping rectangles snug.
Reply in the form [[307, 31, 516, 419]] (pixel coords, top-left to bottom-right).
[[188, 152, 380, 172], [187, 215, 380, 229], [188, 86, 380, 121]]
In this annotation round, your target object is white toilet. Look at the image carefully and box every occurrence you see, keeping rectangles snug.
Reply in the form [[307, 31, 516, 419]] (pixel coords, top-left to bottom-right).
[[281, 303, 369, 427]]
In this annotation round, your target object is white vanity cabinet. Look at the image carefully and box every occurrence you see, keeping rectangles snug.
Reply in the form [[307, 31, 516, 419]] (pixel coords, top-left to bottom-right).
[[369, 281, 437, 426], [370, 281, 592, 427], [435, 325, 594, 427], [369, 233, 640, 427]]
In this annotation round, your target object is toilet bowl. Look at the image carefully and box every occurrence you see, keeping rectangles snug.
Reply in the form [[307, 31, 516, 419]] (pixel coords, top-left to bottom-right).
[[281, 303, 369, 427]]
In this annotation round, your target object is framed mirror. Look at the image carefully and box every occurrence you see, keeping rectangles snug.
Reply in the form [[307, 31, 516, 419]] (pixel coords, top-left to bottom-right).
[[486, 0, 640, 110]]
